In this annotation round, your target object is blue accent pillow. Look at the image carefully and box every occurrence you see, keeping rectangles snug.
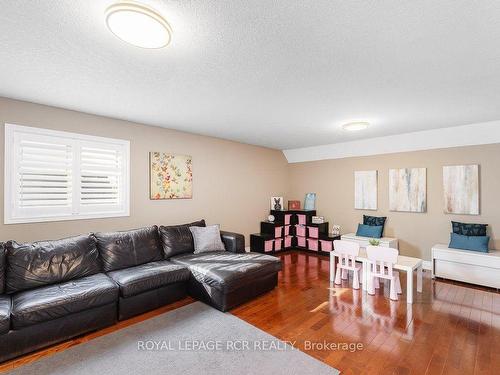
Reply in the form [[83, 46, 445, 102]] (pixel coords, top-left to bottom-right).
[[449, 232, 489, 253], [356, 224, 383, 238]]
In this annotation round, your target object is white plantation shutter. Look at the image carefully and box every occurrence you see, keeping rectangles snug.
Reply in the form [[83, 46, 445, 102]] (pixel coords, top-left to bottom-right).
[[5, 124, 129, 224], [14, 134, 74, 219], [79, 143, 125, 213]]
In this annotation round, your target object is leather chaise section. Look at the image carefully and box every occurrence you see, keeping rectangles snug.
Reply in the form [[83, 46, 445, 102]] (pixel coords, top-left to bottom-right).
[[159, 220, 206, 259], [5, 235, 100, 294], [187, 272, 278, 312], [11, 273, 118, 329], [0, 295, 11, 334], [171, 251, 282, 293], [108, 261, 190, 298], [94, 226, 163, 272]]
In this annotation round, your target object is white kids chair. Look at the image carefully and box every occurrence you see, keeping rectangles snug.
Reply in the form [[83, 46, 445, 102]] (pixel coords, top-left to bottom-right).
[[366, 246, 402, 301], [333, 240, 362, 289]]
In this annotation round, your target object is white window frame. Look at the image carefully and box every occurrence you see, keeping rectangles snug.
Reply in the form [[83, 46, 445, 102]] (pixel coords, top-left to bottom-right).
[[4, 123, 130, 224]]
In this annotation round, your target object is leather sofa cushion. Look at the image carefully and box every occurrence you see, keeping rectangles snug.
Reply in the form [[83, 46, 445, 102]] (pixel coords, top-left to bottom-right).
[[0, 295, 11, 334], [5, 235, 101, 294], [170, 251, 282, 293], [159, 220, 206, 259], [108, 261, 190, 298], [94, 226, 163, 272], [11, 273, 118, 329], [0, 243, 5, 294]]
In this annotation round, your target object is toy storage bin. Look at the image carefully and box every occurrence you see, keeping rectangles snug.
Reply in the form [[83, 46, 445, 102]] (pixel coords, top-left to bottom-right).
[[284, 214, 291, 225], [295, 225, 306, 237], [284, 225, 291, 236], [284, 236, 293, 248], [308, 226, 319, 238], [274, 226, 283, 238], [307, 239, 319, 251], [274, 239, 282, 251], [297, 214, 306, 225], [319, 240, 333, 251], [264, 240, 274, 252], [297, 236, 306, 247]]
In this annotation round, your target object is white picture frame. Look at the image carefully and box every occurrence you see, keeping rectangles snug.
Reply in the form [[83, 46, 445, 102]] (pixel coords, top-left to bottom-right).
[[270, 196, 284, 211]]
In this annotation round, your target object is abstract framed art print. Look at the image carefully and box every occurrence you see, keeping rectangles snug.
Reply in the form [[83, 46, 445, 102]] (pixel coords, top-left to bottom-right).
[[389, 167, 427, 213], [354, 170, 377, 210], [443, 164, 479, 215]]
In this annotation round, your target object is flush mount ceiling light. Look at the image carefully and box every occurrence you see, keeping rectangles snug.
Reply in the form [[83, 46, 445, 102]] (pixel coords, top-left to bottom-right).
[[105, 2, 172, 49], [342, 122, 370, 131]]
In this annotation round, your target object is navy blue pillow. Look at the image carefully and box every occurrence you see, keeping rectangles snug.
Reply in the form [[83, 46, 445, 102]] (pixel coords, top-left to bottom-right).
[[451, 221, 487, 237], [449, 232, 489, 253], [363, 215, 386, 227], [356, 224, 383, 238]]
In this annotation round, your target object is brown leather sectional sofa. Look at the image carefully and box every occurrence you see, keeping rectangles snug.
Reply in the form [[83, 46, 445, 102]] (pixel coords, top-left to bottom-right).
[[0, 219, 282, 363]]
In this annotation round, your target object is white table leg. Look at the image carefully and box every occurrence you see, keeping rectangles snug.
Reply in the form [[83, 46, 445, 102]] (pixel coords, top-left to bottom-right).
[[406, 269, 414, 304], [417, 266, 423, 293], [330, 253, 336, 282], [362, 260, 368, 291]]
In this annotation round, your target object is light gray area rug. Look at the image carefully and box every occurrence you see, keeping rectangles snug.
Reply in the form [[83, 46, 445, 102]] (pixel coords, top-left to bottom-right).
[[8, 302, 339, 375]]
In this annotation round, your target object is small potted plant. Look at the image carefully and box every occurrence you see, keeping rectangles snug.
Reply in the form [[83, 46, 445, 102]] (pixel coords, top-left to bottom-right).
[[369, 239, 380, 246]]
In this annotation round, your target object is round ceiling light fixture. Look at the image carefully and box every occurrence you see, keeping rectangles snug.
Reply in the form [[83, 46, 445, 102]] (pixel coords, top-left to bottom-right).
[[342, 122, 370, 131], [105, 2, 172, 49]]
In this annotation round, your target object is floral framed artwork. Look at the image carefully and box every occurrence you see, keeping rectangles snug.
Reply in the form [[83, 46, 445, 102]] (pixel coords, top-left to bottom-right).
[[149, 152, 193, 200]]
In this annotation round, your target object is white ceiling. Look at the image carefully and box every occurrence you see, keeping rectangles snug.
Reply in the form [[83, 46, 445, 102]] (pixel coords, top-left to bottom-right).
[[1, 1, 500, 150]]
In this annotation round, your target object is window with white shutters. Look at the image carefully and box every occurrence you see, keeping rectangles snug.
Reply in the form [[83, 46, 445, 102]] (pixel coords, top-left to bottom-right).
[[4, 124, 130, 224]]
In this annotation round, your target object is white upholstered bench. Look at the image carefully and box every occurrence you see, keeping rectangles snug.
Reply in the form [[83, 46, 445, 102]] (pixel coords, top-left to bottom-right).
[[431, 244, 500, 289]]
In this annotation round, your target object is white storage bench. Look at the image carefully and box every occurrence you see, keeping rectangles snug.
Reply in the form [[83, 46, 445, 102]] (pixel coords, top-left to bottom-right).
[[340, 233, 399, 249], [431, 244, 500, 289]]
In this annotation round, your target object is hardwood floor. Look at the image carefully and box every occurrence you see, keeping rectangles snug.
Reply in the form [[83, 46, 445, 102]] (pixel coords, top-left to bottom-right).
[[1, 251, 499, 374], [232, 251, 500, 375]]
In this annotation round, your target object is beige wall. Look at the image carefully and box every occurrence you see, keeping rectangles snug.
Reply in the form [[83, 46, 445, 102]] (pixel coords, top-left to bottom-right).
[[287, 144, 500, 260], [0, 97, 288, 243], [2, 97, 498, 261]]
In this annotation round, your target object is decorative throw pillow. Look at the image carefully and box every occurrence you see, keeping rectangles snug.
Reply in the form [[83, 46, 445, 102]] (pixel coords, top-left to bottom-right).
[[363, 215, 387, 227], [356, 223, 383, 239], [190, 225, 226, 254], [451, 221, 487, 237], [449, 232, 489, 253]]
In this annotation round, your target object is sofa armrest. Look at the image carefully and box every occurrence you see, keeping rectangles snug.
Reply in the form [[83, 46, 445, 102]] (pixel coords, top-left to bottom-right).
[[220, 231, 245, 253]]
